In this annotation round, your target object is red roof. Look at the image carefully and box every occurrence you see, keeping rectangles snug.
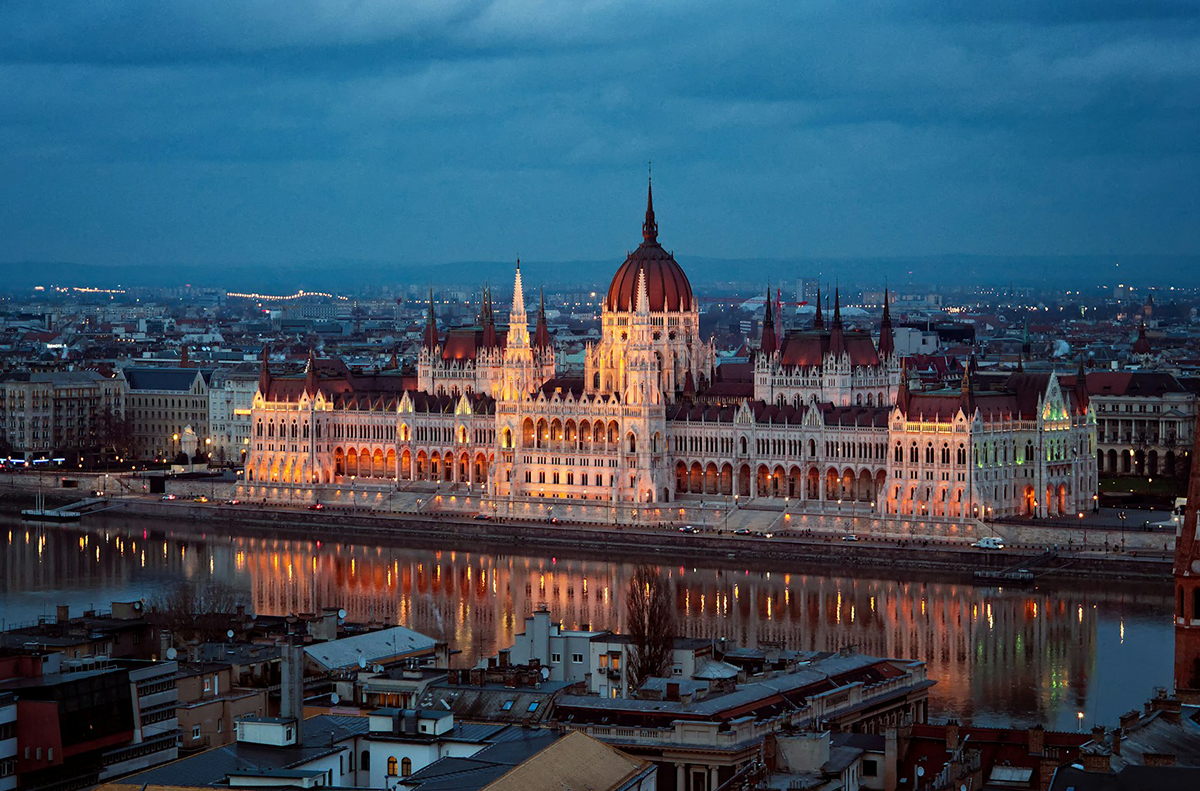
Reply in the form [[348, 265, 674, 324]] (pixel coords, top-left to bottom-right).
[[605, 179, 694, 312], [777, 330, 880, 368]]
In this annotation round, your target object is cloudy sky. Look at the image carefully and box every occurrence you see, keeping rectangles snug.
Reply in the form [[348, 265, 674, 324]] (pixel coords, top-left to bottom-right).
[[1, 0, 1197, 269]]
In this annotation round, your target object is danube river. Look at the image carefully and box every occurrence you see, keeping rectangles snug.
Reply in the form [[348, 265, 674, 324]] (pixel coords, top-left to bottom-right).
[[0, 512, 1173, 731]]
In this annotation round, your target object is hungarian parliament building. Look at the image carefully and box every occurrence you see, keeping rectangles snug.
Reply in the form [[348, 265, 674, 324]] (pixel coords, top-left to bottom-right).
[[245, 183, 1097, 521]]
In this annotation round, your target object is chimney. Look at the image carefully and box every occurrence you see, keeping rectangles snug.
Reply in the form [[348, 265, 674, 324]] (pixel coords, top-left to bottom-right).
[[56, 605, 70, 624], [1091, 725, 1106, 744], [945, 719, 960, 752], [498, 650, 510, 668], [279, 642, 305, 745], [1080, 746, 1111, 774], [1111, 728, 1121, 757], [1144, 752, 1177, 767], [1027, 724, 1044, 756], [1119, 710, 1141, 730], [666, 682, 681, 702], [1151, 694, 1183, 724]]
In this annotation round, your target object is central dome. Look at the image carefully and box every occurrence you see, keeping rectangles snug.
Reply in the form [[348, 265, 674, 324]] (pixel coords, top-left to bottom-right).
[[605, 180, 695, 313]]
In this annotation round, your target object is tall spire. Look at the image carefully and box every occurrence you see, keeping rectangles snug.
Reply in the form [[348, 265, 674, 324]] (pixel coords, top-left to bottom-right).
[[759, 286, 778, 356], [829, 288, 845, 355], [878, 286, 894, 357], [812, 283, 824, 330], [634, 264, 651, 316], [507, 259, 530, 350], [896, 358, 910, 414], [481, 285, 498, 349], [1074, 354, 1089, 415], [423, 289, 439, 350], [642, 168, 658, 244], [1133, 318, 1152, 355], [534, 286, 551, 349], [258, 344, 271, 396], [960, 355, 973, 414]]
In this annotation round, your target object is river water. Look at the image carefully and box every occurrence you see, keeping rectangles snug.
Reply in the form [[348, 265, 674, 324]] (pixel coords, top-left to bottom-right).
[[0, 512, 1174, 732]]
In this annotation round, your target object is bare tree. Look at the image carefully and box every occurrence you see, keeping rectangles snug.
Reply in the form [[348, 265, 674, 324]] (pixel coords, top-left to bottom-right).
[[149, 580, 249, 643], [625, 565, 676, 693]]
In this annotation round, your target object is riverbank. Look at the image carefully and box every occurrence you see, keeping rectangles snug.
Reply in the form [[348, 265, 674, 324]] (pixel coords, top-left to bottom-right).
[[34, 495, 1166, 584]]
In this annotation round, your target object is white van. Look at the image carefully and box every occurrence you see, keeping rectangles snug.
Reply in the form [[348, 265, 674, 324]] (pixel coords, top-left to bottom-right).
[[972, 536, 1005, 550]]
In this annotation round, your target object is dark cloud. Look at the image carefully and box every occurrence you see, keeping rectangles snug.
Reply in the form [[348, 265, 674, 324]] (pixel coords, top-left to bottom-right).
[[0, 0, 1197, 271]]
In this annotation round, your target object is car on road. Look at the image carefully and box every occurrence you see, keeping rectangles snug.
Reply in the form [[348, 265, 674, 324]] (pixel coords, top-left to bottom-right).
[[160, 494, 177, 501], [841, 534, 859, 542], [972, 537, 1005, 550], [307, 503, 325, 510], [760, 531, 774, 539], [224, 499, 241, 506], [733, 528, 752, 536], [473, 513, 493, 521], [679, 525, 699, 533], [192, 495, 209, 503]]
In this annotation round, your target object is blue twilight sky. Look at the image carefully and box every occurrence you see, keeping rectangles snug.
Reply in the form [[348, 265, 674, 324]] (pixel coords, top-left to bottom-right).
[[1, 0, 1198, 269]]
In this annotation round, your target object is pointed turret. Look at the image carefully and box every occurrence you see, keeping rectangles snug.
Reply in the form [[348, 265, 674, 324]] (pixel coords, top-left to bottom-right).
[[258, 344, 271, 396], [759, 286, 778, 356], [829, 288, 845, 355], [1133, 319, 1152, 356], [304, 349, 318, 397], [506, 259, 531, 351], [387, 346, 399, 370], [1174, 389, 1200, 698], [423, 289, 439, 351], [812, 283, 824, 329], [1073, 354, 1089, 415], [481, 285, 498, 348], [534, 287, 551, 349], [896, 358, 910, 414], [960, 356, 974, 416], [642, 172, 658, 243], [634, 265, 651, 317], [878, 287, 894, 358]]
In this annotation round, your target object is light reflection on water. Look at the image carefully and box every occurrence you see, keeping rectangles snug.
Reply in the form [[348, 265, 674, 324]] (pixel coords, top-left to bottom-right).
[[0, 513, 1173, 731]]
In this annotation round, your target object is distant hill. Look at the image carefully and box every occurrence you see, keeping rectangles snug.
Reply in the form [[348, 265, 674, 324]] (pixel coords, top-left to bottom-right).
[[2, 254, 1196, 293]]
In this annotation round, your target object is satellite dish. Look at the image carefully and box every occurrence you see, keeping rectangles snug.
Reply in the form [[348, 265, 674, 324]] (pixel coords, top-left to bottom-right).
[[373, 664, 385, 673], [166, 647, 178, 660], [358, 656, 367, 669], [227, 629, 235, 639], [540, 667, 550, 681], [338, 608, 347, 620], [916, 767, 925, 778], [330, 692, 340, 705]]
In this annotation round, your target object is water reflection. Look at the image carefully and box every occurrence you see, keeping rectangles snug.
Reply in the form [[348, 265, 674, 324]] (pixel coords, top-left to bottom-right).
[[0, 514, 1172, 731]]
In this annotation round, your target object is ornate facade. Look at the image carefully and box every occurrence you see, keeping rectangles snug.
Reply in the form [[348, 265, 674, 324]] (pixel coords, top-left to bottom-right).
[[245, 181, 1097, 521]]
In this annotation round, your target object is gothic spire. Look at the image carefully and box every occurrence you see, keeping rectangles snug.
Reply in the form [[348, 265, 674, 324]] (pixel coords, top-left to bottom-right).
[[829, 288, 845, 355], [423, 289, 439, 350], [642, 170, 658, 244], [878, 286, 895, 358], [534, 286, 551, 349], [812, 283, 824, 330], [506, 259, 530, 350], [896, 358, 910, 414], [1173, 369, 1200, 695], [481, 284, 498, 349], [759, 285, 778, 357], [1074, 354, 1089, 415]]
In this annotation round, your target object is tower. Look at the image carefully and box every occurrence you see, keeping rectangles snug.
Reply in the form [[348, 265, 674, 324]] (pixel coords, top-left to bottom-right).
[[878, 286, 895, 358], [1174, 405, 1200, 700], [759, 286, 778, 356]]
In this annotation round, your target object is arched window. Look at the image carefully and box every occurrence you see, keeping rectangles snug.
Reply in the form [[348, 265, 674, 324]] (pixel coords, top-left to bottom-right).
[[387, 756, 398, 776], [925, 443, 934, 464], [894, 443, 902, 463], [940, 444, 950, 464], [910, 443, 918, 463], [401, 758, 412, 777], [361, 751, 370, 771], [956, 444, 966, 465]]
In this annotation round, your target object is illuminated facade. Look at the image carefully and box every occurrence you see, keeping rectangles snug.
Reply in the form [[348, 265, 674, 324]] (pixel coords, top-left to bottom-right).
[[244, 180, 1096, 520]]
